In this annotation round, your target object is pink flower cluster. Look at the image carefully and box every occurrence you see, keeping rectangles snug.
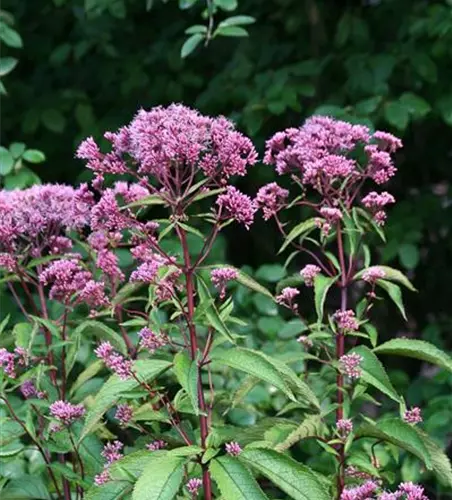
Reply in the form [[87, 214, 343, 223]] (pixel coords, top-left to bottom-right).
[[0, 184, 92, 260], [77, 104, 257, 190], [341, 481, 379, 500], [362, 267, 386, 283], [341, 481, 429, 500], [340, 353, 363, 379], [94, 441, 124, 486], [115, 404, 133, 426], [147, 440, 167, 451], [95, 341, 132, 379], [255, 182, 289, 220], [0, 348, 16, 378], [20, 380, 44, 399], [380, 482, 428, 500], [138, 327, 167, 353], [39, 259, 107, 308], [403, 407, 422, 425], [362, 192, 395, 226], [49, 400, 85, 425], [186, 478, 203, 496], [300, 264, 321, 287], [275, 287, 299, 311], [216, 186, 257, 229], [336, 418, 353, 437], [225, 441, 242, 456], [334, 310, 359, 332], [211, 267, 238, 299]]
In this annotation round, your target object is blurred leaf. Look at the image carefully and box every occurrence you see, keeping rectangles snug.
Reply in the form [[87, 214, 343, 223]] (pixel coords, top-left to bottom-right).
[[0, 24, 23, 48], [23, 149, 46, 163], [0, 57, 18, 76], [398, 243, 420, 270], [181, 34, 204, 58], [0, 146, 14, 175], [384, 101, 410, 130]]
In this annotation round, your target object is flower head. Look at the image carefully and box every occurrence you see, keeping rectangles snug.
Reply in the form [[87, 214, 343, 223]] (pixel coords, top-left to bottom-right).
[[362, 267, 386, 283], [211, 267, 238, 299], [49, 401, 85, 425], [0, 348, 16, 378], [403, 407, 422, 425], [336, 419, 353, 438], [186, 478, 203, 496], [95, 342, 132, 380], [340, 353, 363, 379], [101, 441, 124, 465], [94, 469, 111, 486], [275, 287, 299, 311], [216, 186, 257, 229], [138, 327, 167, 353], [147, 440, 167, 451], [300, 264, 321, 287], [255, 182, 289, 220], [334, 310, 359, 332], [225, 441, 242, 456], [340, 480, 378, 500], [115, 404, 133, 426]]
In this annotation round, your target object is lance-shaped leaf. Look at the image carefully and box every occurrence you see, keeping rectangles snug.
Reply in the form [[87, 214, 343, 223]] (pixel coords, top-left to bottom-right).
[[240, 448, 331, 500], [375, 280, 407, 320], [132, 454, 186, 500], [354, 265, 416, 291], [210, 456, 268, 500], [279, 218, 318, 254], [314, 275, 338, 322], [197, 277, 235, 343], [73, 320, 128, 354], [173, 352, 199, 415], [352, 346, 401, 403], [80, 359, 172, 441], [413, 428, 452, 488], [210, 348, 295, 401], [275, 415, 327, 452], [85, 481, 132, 500], [373, 338, 452, 373], [356, 419, 432, 470]]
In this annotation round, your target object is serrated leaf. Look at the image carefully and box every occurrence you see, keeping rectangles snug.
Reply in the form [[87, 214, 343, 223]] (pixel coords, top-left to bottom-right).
[[414, 428, 452, 488], [373, 339, 452, 373], [240, 448, 330, 500], [80, 359, 172, 441], [85, 481, 132, 500], [279, 218, 317, 254], [354, 266, 416, 291], [356, 419, 432, 470], [210, 348, 295, 401], [181, 34, 204, 58], [74, 320, 128, 354], [314, 274, 338, 322], [210, 456, 268, 500], [70, 359, 104, 395], [375, 280, 407, 320], [173, 352, 199, 415], [352, 346, 400, 403], [0, 419, 25, 446], [275, 415, 326, 452], [132, 454, 186, 500]]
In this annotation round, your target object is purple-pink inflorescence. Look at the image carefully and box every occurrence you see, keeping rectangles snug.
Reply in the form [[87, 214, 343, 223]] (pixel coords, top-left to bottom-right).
[[403, 407, 423, 425], [95, 341, 132, 380], [211, 267, 238, 299], [0, 348, 16, 378], [216, 186, 257, 229], [186, 478, 203, 496], [275, 287, 300, 311], [362, 267, 386, 283], [340, 353, 363, 379], [255, 182, 289, 220], [49, 400, 85, 425], [115, 404, 134, 426], [300, 264, 321, 287], [146, 440, 167, 451], [138, 327, 167, 353], [225, 441, 242, 456], [334, 310, 359, 332], [336, 419, 353, 438]]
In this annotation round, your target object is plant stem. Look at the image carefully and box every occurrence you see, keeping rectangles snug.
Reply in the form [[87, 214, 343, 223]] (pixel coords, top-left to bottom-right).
[[336, 224, 347, 497], [178, 226, 213, 500]]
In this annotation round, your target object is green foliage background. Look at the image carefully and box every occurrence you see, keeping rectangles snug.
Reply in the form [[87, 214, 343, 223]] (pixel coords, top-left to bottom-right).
[[1, 0, 452, 484]]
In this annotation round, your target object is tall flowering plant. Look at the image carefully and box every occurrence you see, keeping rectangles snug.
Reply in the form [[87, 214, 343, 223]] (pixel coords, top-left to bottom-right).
[[0, 108, 451, 500], [257, 116, 452, 498]]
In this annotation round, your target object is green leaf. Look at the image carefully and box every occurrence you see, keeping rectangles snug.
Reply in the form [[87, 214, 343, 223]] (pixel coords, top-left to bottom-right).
[[210, 347, 295, 401], [375, 280, 407, 320], [132, 454, 186, 500], [373, 339, 452, 373], [0, 418, 25, 446], [23, 149, 46, 163], [181, 34, 204, 58], [74, 320, 128, 354], [384, 101, 410, 130], [354, 266, 416, 291], [278, 218, 317, 254], [1, 476, 50, 499], [352, 346, 400, 403], [41, 108, 66, 133], [414, 428, 452, 488], [398, 243, 420, 270], [210, 455, 268, 500], [0, 25, 23, 48], [85, 481, 131, 500], [218, 15, 255, 28], [185, 24, 208, 35], [0, 57, 18, 76], [275, 415, 327, 452], [173, 352, 199, 415], [278, 319, 308, 339], [0, 146, 14, 175], [356, 419, 432, 470], [314, 274, 337, 322], [255, 264, 286, 283], [70, 359, 104, 395], [399, 92, 431, 119], [9, 142, 26, 159], [80, 359, 172, 441], [240, 448, 330, 500], [197, 277, 235, 343], [215, 26, 249, 37]]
